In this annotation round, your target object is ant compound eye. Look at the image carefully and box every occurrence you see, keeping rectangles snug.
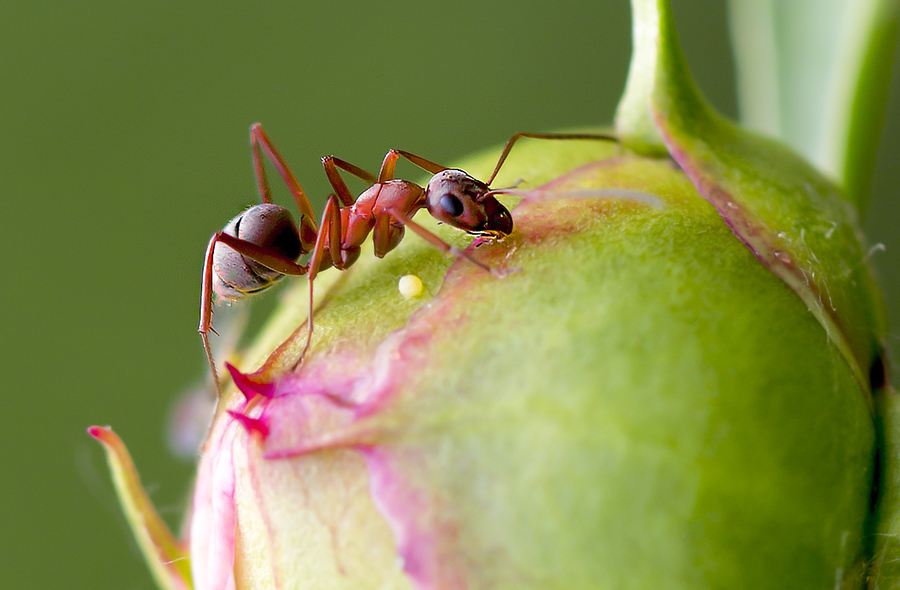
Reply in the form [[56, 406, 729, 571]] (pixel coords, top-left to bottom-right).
[[440, 193, 465, 217]]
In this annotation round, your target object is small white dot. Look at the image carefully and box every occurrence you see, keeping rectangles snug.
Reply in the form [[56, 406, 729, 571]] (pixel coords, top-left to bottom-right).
[[398, 274, 424, 299]]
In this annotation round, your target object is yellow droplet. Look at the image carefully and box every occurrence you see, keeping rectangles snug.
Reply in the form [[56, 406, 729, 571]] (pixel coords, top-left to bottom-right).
[[398, 274, 424, 299]]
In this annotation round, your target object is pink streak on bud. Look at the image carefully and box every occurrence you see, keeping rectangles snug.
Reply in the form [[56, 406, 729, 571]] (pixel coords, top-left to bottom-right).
[[361, 446, 467, 590], [227, 410, 270, 438], [194, 236, 506, 589]]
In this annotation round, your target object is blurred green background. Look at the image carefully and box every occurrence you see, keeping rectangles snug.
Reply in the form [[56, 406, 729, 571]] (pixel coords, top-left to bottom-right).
[[1, 0, 896, 587]]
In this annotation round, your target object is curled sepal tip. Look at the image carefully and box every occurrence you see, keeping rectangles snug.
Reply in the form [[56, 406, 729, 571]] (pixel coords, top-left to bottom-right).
[[87, 425, 193, 590], [225, 410, 270, 438], [224, 362, 275, 401]]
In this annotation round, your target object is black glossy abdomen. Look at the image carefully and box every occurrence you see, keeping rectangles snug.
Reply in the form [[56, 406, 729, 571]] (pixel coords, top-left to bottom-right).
[[212, 203, 303, 300]]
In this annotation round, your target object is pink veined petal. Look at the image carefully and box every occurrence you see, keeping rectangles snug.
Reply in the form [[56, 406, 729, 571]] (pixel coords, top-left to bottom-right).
[[189, 419, 238, 590]]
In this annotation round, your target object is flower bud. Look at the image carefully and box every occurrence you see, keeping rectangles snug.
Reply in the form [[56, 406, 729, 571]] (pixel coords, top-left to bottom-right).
[[89, 1, 893, 588]]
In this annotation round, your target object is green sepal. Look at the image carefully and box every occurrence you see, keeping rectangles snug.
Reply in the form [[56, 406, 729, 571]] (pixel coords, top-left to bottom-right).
[[615, 0, 885, 391], [88, 426, 193, 590], [872, 388, 900, 587]]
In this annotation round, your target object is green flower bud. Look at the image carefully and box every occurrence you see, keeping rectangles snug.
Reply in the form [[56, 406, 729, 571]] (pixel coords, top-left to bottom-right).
[[89, 1, 895, 588]]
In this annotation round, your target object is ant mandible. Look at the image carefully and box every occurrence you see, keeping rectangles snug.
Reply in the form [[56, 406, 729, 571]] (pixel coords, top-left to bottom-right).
[[199, 123, 614, 388]]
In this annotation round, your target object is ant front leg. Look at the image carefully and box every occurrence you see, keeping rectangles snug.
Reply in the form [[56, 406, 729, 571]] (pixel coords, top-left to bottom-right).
[[485, 131, 619, 185], [378, 149, 448, 182], [199, 232, 309, 393], [386, 208, 496, 275], [321, 155, 376, 207]]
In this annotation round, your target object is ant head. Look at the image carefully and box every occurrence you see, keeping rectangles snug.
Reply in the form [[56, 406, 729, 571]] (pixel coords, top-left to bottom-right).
[[424, 169, 513, 237]]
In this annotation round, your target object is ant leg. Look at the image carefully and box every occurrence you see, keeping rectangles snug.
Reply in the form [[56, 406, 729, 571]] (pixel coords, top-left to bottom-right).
[[378, 149, 448, 182], [373, 212, 408, 259], [199, 236, 223, 391], [250, 123, 319, 231], [199, 232, 309, 391], [387, 209, 494, 275], [485, 131, 618, 185], [321, 155, 376, 207], [299, 195, 343, 361]]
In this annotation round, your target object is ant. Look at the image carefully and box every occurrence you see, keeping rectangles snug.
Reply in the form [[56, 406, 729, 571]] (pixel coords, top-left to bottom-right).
[[199, 123, 614, 389]]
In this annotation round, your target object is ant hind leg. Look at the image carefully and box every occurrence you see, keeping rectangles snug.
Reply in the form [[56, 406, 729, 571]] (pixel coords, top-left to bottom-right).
[[250, 123, 319, 231]]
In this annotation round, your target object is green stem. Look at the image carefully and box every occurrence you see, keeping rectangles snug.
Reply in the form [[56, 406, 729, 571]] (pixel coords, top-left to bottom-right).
[[613, 0, 669, 154]]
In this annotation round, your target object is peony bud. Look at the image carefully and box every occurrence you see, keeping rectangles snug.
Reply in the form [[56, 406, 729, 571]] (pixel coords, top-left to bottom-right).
[[89, 0, 897, 588]]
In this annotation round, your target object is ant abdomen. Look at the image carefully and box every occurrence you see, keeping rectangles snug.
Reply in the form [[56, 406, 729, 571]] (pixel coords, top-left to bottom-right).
[[212, 203, 304, 300]]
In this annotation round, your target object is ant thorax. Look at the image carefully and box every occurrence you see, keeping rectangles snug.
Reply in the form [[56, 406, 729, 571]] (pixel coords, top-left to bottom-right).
[[357, 179, 425, 220]]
